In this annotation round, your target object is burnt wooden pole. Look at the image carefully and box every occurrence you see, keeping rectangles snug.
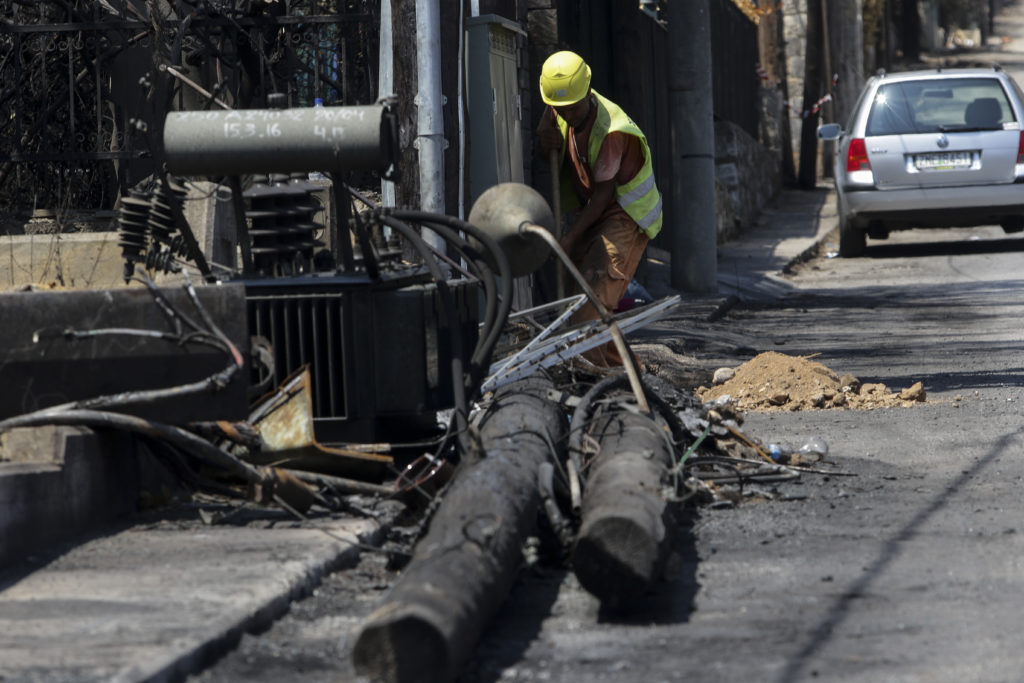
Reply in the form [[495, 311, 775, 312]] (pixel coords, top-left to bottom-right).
[[798, 0, 825, 189], [759, 4, 797, 185], [901, 0, 921, 62], [390, 0, 420, 209], [352, 375, 567, 683], [571, 395, 676, 608], [828, 0, 865, 130]]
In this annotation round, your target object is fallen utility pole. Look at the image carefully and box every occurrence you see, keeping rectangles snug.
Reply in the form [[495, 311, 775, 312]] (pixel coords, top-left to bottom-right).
[[351, 374, 566, 683], [571, 386, 677, 608]]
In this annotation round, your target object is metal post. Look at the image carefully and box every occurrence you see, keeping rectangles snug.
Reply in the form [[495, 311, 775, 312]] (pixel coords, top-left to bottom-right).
[[379, 0, 396, 210], [415, 0, 446, 256], [668, 0, 717, 293]]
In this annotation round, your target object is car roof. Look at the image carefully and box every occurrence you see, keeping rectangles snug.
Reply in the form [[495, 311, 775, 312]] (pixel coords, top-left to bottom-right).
[[870, 67, 1009, 84]]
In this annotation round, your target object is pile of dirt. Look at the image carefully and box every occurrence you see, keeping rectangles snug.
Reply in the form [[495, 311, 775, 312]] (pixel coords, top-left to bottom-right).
[[697, 351, 927, 412]]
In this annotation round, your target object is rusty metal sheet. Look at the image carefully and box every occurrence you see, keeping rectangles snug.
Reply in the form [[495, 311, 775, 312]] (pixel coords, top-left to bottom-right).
[[248, 367, 392, 482]]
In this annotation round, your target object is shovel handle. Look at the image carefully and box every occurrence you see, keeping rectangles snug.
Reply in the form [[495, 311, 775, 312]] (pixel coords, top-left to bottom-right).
[[550, 149, 566, 299]]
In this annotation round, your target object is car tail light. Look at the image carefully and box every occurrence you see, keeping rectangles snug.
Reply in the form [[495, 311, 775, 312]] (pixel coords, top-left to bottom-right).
[[846, 138, 871, 172], [1017, 131, 1024, 164]]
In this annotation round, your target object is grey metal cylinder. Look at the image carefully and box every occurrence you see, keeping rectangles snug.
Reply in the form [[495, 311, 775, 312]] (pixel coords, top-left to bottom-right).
[[163, 104, 398, 177], [468, 182, 554, 277]]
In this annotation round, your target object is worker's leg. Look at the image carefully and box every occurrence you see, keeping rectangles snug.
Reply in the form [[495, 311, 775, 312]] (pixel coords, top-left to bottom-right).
[[571, 215, 648, 366]]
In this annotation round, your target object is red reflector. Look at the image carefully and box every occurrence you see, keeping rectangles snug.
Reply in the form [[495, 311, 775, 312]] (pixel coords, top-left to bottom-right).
[[846, 138, 870, 173], [1017, 131, 1024, 164]]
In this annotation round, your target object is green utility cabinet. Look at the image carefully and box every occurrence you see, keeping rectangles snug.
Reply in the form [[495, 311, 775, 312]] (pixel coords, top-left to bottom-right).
[[466, 14, 527, 205]]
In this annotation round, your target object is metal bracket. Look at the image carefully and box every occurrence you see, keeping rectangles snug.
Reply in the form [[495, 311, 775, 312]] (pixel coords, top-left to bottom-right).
[[413, 135, 450, 150], [414, 94, 449, 106]]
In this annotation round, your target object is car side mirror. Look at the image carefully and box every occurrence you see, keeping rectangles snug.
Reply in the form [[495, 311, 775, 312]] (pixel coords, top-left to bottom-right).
[[817, 123, 842, 140]]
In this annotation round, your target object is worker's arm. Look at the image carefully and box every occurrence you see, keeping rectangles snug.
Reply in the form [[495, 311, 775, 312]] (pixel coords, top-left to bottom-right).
[[559, 178, 615, 257]]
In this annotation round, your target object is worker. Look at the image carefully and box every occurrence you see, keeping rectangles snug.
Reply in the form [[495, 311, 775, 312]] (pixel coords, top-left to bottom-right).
[[536, 50, 663, 366]]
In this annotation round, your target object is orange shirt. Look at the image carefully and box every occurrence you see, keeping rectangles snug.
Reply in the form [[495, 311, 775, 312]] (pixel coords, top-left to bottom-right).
[[563, 98, 645, 223]]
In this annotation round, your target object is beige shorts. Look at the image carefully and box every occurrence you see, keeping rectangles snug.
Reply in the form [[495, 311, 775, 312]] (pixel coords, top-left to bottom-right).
[[570, 212, 648, 366]]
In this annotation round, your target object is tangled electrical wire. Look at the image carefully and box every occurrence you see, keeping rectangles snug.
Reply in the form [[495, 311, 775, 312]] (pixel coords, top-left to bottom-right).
[[523, 371, 848, 557], [342, 186, 514, 468], [0, 270, 332, 514]]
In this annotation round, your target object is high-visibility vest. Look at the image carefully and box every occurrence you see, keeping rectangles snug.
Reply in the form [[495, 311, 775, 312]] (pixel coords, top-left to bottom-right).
[[555, 90, 663, 239]]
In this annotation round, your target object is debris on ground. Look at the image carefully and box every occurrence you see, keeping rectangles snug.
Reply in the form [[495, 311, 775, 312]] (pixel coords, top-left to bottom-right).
[[697, 351, 927, 411]]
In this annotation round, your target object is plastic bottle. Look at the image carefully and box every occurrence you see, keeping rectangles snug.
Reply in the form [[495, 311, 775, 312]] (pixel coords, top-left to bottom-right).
[[767, 443, 792, 462], [309, 98, 326, 181], [798, 436, 829, 459]]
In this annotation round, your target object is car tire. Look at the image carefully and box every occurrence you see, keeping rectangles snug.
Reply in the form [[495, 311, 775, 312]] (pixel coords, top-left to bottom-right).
[[1000, 218, 1024, 234], [839, 215, 866, 257]]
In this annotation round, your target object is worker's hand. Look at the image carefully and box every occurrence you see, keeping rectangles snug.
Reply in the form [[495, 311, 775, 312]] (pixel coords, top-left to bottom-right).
[[559, 222, 583, 261], [537, 108, 562, 156], [558, 231, 577, 257]]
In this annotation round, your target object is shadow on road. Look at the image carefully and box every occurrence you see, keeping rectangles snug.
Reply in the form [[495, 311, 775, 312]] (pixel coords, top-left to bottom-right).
[[596, 508, 700, 625], [456, 566, 568, 683], [775, 428, 1024, 683], [458, 509, 700, 682], [864, 235, 1024, 259]]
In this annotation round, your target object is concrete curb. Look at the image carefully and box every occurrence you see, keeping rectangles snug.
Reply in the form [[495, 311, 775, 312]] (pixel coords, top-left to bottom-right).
[[709, 186, 838, 320], [0, 428, 140, 568], [136, 520, 387, 683], [0, 516, 387, 683], [1, 428, 394, 682]]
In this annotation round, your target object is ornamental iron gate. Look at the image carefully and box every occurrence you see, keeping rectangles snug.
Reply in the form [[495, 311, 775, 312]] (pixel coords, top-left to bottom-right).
[[0, 1, 378, 215]]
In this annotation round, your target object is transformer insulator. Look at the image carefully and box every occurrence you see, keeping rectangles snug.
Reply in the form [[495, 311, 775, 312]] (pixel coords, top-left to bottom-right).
[[149, 177, 189, 256], [244, 173, 324, 277], [117, 189, 152, 282], [145, 246, 182, 275]]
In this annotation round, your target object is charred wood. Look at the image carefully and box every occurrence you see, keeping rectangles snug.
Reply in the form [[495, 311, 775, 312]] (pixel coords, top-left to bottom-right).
[[571, 393, 676, 609], [351, 374, 567, 683]]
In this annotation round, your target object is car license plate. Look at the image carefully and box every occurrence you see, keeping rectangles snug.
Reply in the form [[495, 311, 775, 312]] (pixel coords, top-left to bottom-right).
[[914, 151, 973, 171]]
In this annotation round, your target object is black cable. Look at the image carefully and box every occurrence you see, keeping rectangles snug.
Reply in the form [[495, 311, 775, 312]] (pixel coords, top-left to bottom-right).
[[0, 409, 266, 485], [388, 210, 514, 381], [32, 272, 241, 413], [132, 272, 204, 337], [399, 218, 499, 386], [374, 214, 472, 457], [569, 375, 631, 457], [569, 373, 689, 451], [348, 195, 381, 280]]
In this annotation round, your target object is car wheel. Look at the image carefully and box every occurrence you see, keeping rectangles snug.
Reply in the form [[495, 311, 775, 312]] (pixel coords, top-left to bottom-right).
[[1000, 218, 1024, 234], [839, 215, 866, 258]]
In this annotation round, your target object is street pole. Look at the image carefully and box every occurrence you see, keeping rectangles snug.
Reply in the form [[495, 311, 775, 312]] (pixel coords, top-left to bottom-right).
[[798, 0, 824, 189], [820, 0, 834, 177], [668, 0, 717, 293]]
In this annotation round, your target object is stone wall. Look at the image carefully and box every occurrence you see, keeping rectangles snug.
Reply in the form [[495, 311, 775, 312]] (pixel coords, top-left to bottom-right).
[[715, 116, 782, 243]]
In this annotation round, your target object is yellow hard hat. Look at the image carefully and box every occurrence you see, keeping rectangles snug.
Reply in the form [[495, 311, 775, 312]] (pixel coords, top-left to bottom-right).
[[539, 51, 591, 106]]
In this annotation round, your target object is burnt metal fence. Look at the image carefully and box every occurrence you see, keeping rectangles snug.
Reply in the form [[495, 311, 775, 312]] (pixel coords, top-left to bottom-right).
[[710, 0, 759, 139], [0, 1, 378, 216]]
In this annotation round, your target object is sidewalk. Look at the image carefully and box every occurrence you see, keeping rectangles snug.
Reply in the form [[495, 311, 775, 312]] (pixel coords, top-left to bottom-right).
[[645, 184, 838, 312]]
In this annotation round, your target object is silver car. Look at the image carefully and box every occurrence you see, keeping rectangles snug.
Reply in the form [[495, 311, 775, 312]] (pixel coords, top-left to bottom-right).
[[818, 67, 1024, 256]]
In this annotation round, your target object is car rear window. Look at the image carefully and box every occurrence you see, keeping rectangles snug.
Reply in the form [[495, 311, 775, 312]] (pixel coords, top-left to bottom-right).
[[865, 77, 1016, 136]]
